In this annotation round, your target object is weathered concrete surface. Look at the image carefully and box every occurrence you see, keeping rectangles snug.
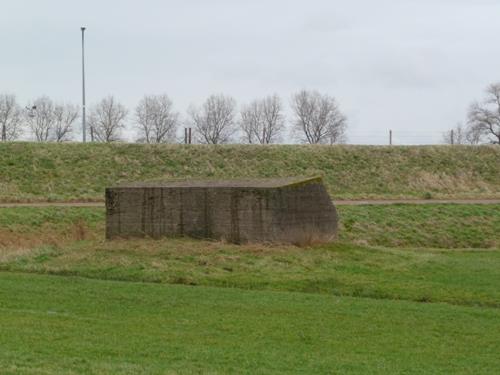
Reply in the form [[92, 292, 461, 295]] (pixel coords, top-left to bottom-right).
[[105, 177, 338, 244]]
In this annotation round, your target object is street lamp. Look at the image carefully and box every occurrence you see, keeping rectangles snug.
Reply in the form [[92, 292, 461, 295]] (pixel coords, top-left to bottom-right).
[[25, 105, 37, 118], [81, 27, 86, 142]]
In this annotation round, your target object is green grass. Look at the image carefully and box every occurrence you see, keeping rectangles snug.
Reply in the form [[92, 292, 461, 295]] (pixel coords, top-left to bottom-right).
[[2, 204, 498, 248], [1, 204, 499, 373], [3, 239, 500, 308], [339, 204, 500, 248], [1, 143, 499, 202], [0, 143, 499, 374], [1, 205, 499, 308], [0, 206, 103, 229], [1, 272, 499, 375]]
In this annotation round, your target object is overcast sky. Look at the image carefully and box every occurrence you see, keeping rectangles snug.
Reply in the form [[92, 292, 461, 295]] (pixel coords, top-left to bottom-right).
[[1, 0, 499, 144]]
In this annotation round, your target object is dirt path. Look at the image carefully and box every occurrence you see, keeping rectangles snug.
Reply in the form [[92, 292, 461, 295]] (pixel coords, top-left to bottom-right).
[[1, 199, 500, 208], [334, 199, 500, 206]]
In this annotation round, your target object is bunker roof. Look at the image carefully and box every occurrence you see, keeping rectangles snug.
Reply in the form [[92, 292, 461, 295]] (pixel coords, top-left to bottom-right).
[[112, 176, 322, 189]]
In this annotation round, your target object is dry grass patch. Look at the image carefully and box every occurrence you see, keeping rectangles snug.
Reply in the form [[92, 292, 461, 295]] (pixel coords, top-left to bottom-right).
[[0, 222, 98, 250]]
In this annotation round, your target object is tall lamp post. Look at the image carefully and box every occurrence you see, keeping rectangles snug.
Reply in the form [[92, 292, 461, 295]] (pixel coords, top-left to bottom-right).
[[81, 27, 87, 142]]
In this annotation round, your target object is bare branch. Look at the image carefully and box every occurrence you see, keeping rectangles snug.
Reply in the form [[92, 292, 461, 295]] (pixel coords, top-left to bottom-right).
[[0, 94, 23, 141], [466, 83, 500, 144], [240, 95, 285, 144], [135, 95, 179, 143], [442, 123, 467, 145], [88, 96, 128, 143], [188, 94, 237, 144], [291, 90, 347, 144], [26, 96, 56, 142], [51, 103, 79, 142], [465, 123, 483, 145]]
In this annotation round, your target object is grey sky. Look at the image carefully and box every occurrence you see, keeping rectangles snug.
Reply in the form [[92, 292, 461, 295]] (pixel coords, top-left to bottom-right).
[[1, 0, 499, 144]]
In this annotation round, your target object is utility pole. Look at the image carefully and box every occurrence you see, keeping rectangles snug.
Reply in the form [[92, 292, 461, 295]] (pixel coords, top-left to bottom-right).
[[81, 27, 87, 143]]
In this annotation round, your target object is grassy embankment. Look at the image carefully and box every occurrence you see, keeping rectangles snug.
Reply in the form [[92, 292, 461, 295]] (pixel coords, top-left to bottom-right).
[[0, 205, 499, 373], [1, 205, 499, 308], [1, 142, 500, 373], [1, 143, 499, 202]]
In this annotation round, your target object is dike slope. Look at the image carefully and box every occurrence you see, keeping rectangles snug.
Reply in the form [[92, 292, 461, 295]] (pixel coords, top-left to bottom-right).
[[0, 143, 499, 202]]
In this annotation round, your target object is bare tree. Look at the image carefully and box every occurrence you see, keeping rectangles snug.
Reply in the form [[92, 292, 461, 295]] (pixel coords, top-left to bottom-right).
[[442, 123, 467, 145], [26, 96, 56, 142], [240, 101, 259, 144], [465, 123, 483, 145], [25, 97, 79, 142], [240, 95, 285, 144], [88, 96, 128, 143], [135, 94, 179, 143], [51, 104, 79, 142], [188, 94, 237, 144], [442, 122, 482, 145], [467, 83, 500, 145], [0, 94, 23, 141], [291, 90, 347, 144]]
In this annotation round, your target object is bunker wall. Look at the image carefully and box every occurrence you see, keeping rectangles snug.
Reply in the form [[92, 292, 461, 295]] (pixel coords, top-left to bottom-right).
[[106, 181, 337, 243]]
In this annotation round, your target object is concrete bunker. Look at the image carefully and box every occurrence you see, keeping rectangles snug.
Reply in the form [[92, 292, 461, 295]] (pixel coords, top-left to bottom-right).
[[105, 177, 338, 244]]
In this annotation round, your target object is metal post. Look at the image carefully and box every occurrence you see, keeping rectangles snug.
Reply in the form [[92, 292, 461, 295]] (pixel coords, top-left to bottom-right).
[[81, 27, 87, 143], [1, 114, 5, 141], [389, 130, 392, 146]]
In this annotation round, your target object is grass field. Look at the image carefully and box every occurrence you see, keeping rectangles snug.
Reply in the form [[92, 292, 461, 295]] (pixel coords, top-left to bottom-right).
[[0, 205, 499, 309], [0, 206, 499, 373], [1, 272, 500, 375], [1, 143, 499, 202]]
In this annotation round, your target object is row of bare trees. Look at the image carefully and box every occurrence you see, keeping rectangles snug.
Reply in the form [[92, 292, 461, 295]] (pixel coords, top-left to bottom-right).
[[0, 90, 348, 144], [0, 95, 79, 142], [186, 91, 348, 145], [442, 83, 500, 145], [3, 83, 499, 145]]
